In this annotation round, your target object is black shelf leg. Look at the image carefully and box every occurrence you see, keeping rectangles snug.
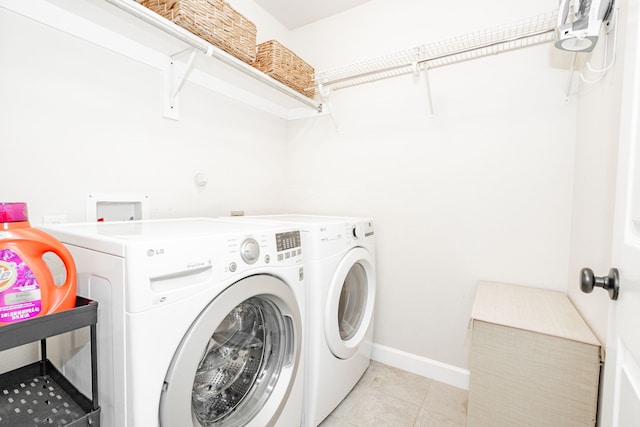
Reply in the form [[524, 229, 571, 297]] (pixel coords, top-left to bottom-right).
[[90, 323, 99, 412], [39, 338, 47, 377]]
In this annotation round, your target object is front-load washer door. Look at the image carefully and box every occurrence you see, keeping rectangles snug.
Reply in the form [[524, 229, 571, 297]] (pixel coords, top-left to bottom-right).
[[160, 275, 302, 427], [325, 247, 376, 360]]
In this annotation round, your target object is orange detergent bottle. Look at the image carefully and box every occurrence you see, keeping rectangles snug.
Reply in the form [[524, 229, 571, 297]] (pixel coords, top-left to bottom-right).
[[0, 202, 76, 325]]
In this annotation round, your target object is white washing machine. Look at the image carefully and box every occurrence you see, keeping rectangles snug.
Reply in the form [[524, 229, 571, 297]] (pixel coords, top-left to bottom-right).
[[224, 215, 376, 427], [41, 218, 306, 427]]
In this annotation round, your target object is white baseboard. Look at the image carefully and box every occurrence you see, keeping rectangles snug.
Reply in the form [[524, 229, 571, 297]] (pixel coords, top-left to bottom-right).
[[371, 343, 470, 390]]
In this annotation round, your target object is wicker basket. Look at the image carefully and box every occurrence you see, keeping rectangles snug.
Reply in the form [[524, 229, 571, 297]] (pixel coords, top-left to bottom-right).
[[252, 40, 315, 98], [139, 0, 257, 64]]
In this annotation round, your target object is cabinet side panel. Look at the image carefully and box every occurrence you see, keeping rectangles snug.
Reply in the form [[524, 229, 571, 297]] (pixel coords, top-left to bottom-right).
[[468, 320, 600, 427]]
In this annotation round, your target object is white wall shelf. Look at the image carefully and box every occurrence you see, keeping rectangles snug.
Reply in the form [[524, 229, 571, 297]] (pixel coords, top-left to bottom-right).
[[0, 0, 323, 120], [312, 10, 558, 115]]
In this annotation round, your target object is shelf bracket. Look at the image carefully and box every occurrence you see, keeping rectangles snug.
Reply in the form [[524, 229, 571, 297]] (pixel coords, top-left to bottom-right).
[[424, 67, 435, 117], [415, 62, 435, 117], [318, 83, 339, 130], [565, 52, 578, 102], [411, 61, 421, 81], [163, 48, 198, 120]]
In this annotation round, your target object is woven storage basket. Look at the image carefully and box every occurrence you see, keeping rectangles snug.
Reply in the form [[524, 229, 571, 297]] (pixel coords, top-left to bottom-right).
[[252, 40, 315, 98], [139, 0, 257, 64]]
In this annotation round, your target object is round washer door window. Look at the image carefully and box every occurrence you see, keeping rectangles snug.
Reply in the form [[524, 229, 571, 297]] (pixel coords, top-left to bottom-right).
[[191, 297, 282, 424], [160, 275, 301, 427], [325, 247, 376, 360]]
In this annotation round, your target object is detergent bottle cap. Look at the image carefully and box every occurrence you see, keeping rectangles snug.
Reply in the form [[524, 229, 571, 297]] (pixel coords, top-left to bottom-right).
[[0, 202, 29, 223]]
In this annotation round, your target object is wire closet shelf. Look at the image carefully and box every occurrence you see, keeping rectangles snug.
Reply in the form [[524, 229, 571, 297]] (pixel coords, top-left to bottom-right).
[[313, 10, 559, 92]]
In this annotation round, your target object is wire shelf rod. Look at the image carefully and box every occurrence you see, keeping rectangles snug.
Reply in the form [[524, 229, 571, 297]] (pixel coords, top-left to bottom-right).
[[315, 27, 554, 89], [313, 10, 558, 91]]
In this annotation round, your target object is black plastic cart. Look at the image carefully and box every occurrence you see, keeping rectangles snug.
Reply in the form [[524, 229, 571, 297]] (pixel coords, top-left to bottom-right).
[[0, 297, 100, 426]]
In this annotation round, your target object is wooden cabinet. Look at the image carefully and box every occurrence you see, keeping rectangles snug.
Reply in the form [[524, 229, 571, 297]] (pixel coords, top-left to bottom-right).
[[468, 281, 601, 427]]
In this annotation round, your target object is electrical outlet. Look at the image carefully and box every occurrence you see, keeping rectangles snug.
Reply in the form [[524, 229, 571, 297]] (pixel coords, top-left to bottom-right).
[[42, 215, 67, 224]]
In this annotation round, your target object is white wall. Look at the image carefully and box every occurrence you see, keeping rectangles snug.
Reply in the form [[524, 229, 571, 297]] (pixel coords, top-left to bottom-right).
[[282, 0, 578, 371], [0, 8, 289, 223], [226, 0, 290, 44]]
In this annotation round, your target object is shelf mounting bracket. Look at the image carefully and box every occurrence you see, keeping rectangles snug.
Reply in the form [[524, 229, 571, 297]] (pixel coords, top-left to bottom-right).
[[318, 83, 339, 130], [163, 48, 198, 120], [423, 66, 435, 117], [411, 61, 435, 116]]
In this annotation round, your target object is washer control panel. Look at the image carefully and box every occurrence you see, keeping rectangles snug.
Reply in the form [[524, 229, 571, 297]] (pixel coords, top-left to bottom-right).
[[223, 228, 303, 275], [240, 238, 260, 264], [275, 230, 302, 262]]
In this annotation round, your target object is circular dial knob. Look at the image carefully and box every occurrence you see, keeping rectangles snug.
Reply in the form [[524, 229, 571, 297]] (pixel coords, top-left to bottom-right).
[[240, 238, 260, 264], [352, 225, 364, 239]]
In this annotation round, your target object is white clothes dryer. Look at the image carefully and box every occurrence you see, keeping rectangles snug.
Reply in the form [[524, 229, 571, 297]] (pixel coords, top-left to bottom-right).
[[224, 215, 376, 427], [41, 218, 306, 427]]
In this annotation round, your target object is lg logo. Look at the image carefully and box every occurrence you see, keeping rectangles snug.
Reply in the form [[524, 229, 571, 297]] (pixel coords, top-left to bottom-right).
[[146, 248, 165, 257]]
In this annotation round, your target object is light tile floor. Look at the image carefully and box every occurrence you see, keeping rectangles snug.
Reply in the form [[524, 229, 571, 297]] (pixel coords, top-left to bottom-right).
[[318, 361, 468, 427]]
